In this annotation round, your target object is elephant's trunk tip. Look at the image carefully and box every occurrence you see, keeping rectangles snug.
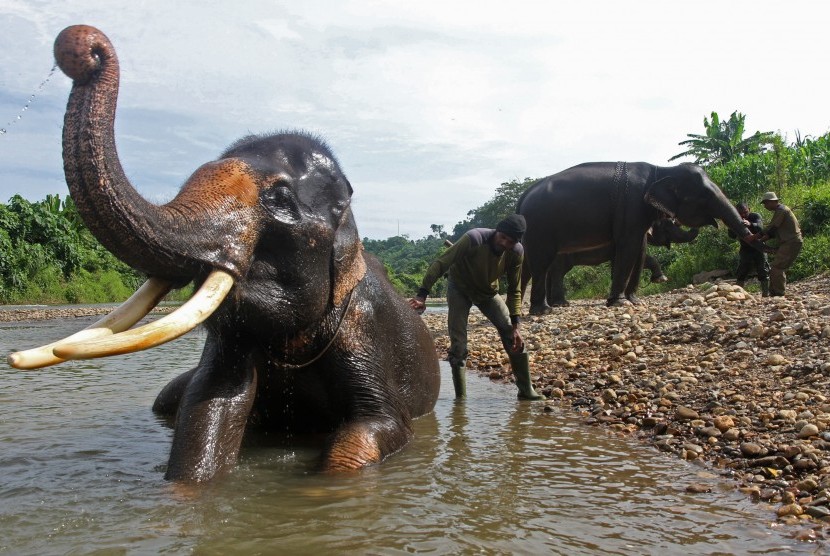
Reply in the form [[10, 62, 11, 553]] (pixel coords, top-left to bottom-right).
[[54, 25, 115, 84]]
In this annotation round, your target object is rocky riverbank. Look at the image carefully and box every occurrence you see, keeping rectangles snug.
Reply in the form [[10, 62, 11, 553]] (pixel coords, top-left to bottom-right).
[[422, 273, 830, 536], [0, 305, 175, 323]]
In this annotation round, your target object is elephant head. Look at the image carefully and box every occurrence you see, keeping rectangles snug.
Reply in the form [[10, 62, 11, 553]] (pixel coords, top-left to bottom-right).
[[8, 25, 439, 482], [643, 163, 762, 250], [648, 219, 699, 248]]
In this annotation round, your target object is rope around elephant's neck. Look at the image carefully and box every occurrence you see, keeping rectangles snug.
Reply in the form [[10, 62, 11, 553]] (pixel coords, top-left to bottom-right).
[[274, 286, 357, 369]]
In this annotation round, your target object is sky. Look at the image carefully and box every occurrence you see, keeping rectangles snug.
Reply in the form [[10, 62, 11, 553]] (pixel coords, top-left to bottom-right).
[[0, 1, 828, 240]]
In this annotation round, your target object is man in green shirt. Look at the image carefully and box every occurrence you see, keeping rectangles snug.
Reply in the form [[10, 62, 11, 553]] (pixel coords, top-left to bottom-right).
[[409, 214, 545, 400], [757, 191, 802, 297]]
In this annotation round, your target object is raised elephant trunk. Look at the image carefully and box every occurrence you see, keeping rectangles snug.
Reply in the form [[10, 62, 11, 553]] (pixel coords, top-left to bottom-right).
[[6, 26, 265, 369], [54, 25, 258, 282]]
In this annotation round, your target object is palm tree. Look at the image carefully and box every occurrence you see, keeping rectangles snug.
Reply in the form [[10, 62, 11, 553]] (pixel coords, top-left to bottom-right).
[[670, 111, 775, 166]]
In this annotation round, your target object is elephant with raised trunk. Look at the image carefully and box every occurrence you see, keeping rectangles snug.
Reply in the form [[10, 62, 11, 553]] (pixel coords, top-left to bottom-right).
[[539, 219, 699, 307], [7, 25, 440, 483], [517, 161, 762, 313]]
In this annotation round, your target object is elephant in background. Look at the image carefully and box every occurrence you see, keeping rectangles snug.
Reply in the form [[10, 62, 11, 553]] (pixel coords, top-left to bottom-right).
[[517, 161, 761, 313], [538, 219, 699, 307], [8, 25, 440, 483]]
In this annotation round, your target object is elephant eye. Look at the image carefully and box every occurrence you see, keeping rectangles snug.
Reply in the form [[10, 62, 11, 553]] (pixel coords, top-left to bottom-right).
[[261, 181, 300, 223]]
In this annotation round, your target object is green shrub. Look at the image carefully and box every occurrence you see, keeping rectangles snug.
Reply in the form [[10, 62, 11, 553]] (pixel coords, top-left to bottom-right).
[[799, 183, 830, 236], [789, 235, 830, 281]]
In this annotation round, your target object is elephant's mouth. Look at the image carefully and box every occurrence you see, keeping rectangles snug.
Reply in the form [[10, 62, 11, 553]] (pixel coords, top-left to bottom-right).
[[7, 270, 235, 370]]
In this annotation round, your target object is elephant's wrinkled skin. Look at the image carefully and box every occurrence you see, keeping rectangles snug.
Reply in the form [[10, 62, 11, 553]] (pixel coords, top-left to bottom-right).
[[541, 220, 699, 307], [517, 161, 760, 313], [13, 25, 440, 483]]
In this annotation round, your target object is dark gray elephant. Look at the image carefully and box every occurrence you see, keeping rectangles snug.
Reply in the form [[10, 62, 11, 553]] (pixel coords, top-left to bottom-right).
[[516, 161, 761, 313], [7, 25, 440, 483], [540, 219, 700, 306]]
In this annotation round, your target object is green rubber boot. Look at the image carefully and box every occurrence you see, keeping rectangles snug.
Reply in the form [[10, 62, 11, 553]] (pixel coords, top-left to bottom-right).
[[450, 364, 466, 399], [510, 353, 545, 401], [760, 279, 770, 297]]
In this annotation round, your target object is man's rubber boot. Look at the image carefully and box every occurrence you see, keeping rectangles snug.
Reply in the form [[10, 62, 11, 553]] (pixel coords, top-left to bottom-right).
[[509, 353, 545, 401], [760, 279, 770, 297], [451, 364, 466, 398]]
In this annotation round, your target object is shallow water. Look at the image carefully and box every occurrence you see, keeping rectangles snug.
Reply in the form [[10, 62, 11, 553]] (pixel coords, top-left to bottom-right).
[[0, 316, 819, 554]]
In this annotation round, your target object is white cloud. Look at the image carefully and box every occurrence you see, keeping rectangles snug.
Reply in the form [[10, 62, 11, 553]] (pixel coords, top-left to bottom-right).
[[1, 0, 829, 239]]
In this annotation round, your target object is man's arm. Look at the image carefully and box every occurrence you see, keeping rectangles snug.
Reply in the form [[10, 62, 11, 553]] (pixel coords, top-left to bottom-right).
[[408, 235, 471, 314], [505, 252, 523, 323]]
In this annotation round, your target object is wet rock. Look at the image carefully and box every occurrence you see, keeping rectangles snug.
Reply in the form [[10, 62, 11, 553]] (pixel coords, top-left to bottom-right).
[[777, 503, 804, 517], [685, 483, 712, 493]]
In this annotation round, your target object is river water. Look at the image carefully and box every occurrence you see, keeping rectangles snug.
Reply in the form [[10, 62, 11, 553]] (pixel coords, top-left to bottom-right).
[[0, 315, 818, 554]]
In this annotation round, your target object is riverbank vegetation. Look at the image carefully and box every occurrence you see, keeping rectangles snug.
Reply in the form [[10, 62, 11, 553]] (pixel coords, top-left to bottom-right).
[[3, 113, 829, 305]]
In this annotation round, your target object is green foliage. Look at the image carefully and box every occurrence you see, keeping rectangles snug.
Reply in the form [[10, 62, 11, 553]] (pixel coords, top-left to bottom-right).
[[0, 194, 144, 304], [564, 263, 612, 301], [790, 235, 830, 281], [452, 177, 537, 238], [706, 132, 830, 201], [363, 233, 449, 297], [645, 226, 739, 293], [799, 182, 830, 235], [670, 111, 775, 165]]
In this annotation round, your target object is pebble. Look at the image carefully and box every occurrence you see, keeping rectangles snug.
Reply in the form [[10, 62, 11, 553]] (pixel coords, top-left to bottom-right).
[[422, 274, 830, 525]]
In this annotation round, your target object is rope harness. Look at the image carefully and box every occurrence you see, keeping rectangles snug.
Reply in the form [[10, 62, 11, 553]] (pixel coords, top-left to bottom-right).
[[274, 285, 358, 369], [274, 202, 361, 370], [611, 161, 629, 239]]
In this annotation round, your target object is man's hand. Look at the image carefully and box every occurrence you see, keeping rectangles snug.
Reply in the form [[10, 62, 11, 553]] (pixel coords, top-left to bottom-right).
[[408, 296, 426, 315], [510, 325, 525, 353]]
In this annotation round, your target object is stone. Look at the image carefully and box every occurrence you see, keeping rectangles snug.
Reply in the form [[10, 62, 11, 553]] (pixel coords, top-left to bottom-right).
[[713, 415, 734, 432], [740, 442, 764, 457], [798, 423, 820, 438], [676, 406, 699, 420]]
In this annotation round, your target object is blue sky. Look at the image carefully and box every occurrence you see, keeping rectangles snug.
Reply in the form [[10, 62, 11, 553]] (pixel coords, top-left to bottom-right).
[[1, 1, 828, 239]]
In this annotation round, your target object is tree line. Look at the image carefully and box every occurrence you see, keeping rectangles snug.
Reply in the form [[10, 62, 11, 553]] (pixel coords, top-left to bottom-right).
[[2, 112, 829, 304]]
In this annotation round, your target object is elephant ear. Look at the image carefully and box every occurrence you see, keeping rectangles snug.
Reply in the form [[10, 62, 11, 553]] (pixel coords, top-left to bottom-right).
[[331, 207, 366, 306], [643, 176, 678, 219]]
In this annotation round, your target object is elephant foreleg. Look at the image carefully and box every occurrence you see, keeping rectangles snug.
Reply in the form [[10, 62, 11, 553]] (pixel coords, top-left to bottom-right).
[[152, 367, 198, 417], [527, 252, 554, 315], [644, 254, 668, 283], [165, 341, 258, 482], [320, 415, 413, 472], [608, 235, 647, 306], [622, 238, 648, 303], [546, 256, 573, 307]]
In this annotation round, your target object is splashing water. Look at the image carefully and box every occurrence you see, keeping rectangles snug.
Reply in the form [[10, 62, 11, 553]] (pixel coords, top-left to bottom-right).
[[0, 64, 57, 135]]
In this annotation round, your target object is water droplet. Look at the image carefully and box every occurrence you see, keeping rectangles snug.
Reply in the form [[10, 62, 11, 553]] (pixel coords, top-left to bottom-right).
[[1, 64, 57, 137]]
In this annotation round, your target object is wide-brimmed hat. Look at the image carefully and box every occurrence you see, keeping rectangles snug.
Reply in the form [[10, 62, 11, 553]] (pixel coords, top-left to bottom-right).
[[761, 191, 779, 202]]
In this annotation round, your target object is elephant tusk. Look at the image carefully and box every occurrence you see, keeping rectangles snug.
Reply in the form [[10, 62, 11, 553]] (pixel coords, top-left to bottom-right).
[[7, 278, 174, 370], [51, 270, 234, 361]]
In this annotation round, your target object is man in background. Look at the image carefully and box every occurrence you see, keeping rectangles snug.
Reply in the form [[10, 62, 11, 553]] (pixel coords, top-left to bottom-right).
[[756, 192, 802, 297], [730, 202, 770, 296]]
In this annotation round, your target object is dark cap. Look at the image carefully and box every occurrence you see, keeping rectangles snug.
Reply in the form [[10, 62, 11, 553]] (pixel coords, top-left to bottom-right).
[[496, 214, 527, 241]]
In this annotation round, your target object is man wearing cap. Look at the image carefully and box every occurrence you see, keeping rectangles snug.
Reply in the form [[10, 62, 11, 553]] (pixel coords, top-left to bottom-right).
[[756, 192, 802, 296], [409, 214, 545, 400]]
